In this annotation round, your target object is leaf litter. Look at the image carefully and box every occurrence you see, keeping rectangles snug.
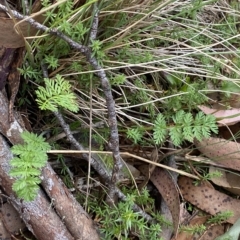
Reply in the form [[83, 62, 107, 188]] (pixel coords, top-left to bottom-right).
[[138, 165, 180, 236]]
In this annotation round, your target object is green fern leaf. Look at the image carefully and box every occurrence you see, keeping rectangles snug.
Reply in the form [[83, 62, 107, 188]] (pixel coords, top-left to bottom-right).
[[126, 128, 143, 144], [10, 131, 51, 201], [11, 144, 29, 156], [183, 112, 193, 125], [204, 115, 218, 134], [36, 75, 79, 112], [153, 114, 168, 144], [169, 126, 183, 146], [183, 125, 194, 142], [173, 110, 185, 123], [12, 178, 40, 201], [21, 132, 51, 151]]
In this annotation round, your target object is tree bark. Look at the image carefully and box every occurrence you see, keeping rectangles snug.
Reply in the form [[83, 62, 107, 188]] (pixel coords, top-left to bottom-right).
[[41, 164, 100, 239], [0, 135, 74, 240]]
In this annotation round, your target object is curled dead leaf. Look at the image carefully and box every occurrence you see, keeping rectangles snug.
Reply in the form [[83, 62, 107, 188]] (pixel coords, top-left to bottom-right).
[[209, 166, 240, 195], [194, 137, 240, 171]]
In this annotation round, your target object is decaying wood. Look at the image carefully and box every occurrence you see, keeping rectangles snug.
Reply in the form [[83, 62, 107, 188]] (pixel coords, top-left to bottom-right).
[[0, 90, 100, 239], [41, 164, 100, 239], [0, 135, 74, 240]]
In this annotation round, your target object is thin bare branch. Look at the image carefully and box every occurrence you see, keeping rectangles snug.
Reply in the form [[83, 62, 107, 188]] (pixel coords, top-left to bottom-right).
[[89, 3, 99, 42]]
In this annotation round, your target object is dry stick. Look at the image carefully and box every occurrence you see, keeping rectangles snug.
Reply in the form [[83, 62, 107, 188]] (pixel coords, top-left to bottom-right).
[[0, 4, 152, 222], [85, 3, 122, 203], [88, 3, 99, 42]]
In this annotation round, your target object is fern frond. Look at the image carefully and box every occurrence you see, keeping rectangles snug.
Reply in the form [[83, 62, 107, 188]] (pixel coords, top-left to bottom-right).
[[153, 114, 168, 145], [21, 132, 51, 151], [183, 125, 194, 142], [12, 178, 41, 202], [10, 168, 41, 178], [152, 110, 218, 146], [204, 114, 218, 134], [36, 74, 79, 112], [173, 110, 185, 123], [10, 131, 51, 201], [169, 126, 183, 146], [127, 128, 143, 144]]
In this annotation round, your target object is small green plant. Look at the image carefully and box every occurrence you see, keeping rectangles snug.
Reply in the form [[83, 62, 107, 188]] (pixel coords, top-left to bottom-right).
[[94, 193, 162, 240], [36, 74, 79, 112], [126, 127, 144, 144], [207, 211, 233, 224], [127, 110, 218, 146], [10, 74, 79, 201], [57, 154, 74, 188], [194, 170, 223, 186], [180, 224, 206, 235], [10, 132, 51, 201], [154, 110, 218, 146]]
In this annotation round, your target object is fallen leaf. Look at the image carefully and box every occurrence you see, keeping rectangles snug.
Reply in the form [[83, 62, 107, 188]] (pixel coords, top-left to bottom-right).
[[176, 216, 208, 240], [199, 105, 240, 126], [194, 137, 240, 171], [0, 47, 15, 90], [199, 225, 225, 240], [139, 165, 180, 236], [209, 166, 240, 195], [178, 176, 240, 224], [0, 15, 44, 48]]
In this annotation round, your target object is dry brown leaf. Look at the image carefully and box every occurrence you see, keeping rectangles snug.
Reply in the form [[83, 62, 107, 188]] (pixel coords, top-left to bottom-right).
[[138, 148, 158, 190], [0, 47, 15, 90], [0, 14, 44, 48], [199, 105, 240, 126], [1, 202, 26, 234], [194, 137, 240, 171], [139, 165, 180, 236], [179, 176, 240, 224], [199, 225, 225, 240], [209, 166, 240, 195]]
